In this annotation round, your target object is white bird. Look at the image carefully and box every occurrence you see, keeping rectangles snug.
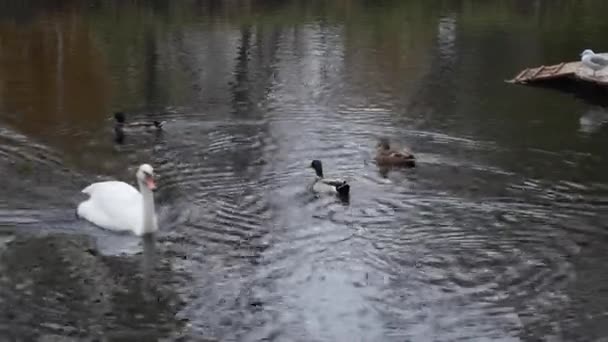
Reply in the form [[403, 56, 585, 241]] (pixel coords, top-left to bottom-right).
[[77, 164, 158, 236], [580, 49, 608, 77]]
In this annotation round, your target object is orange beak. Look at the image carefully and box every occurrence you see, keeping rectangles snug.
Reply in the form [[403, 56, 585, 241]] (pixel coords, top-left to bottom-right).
[[145, 176, 157, 191]]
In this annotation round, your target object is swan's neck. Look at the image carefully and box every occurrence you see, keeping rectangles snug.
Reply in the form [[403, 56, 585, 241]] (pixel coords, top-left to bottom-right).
[[138, 181, 157, 235]]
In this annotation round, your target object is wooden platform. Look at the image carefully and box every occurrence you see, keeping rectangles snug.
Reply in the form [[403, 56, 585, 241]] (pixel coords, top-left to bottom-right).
[[507, 62, 578, 84], [507, 53, 608, 86]]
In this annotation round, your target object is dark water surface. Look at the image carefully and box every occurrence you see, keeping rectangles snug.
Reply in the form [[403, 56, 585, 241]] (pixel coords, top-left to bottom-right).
[[2, 1, 608, 341]]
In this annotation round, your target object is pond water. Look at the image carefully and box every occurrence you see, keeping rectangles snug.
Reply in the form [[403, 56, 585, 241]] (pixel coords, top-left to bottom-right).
[[1, 1, 608, 341]]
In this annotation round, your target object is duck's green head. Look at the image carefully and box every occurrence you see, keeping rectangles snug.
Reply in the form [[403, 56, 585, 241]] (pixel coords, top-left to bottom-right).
[[310, 160, 323, 177], [114, 111, 126, 123]]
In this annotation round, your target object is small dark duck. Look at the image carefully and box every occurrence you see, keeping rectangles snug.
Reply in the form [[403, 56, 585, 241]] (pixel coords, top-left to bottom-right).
[[309, 160, 350, 197], [113, 111, 164, 143], [374, 138, 415, 168], [114, 112, 164, 130]]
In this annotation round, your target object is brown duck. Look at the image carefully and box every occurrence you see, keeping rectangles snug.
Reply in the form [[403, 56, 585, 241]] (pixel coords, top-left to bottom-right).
[[374, 138, 416, 167]]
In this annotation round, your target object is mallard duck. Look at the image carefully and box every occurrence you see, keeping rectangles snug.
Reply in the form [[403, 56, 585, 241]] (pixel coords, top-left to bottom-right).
[[113, 112, 164, 144], [374, 138, 415, 167], [309, 160, 350, 197], [114, 112, 164, 130]]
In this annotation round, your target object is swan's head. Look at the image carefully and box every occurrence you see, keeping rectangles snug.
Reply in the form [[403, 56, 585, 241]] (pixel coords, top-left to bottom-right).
[[581, 49, 595, 57], [136, 164, 156, 191]]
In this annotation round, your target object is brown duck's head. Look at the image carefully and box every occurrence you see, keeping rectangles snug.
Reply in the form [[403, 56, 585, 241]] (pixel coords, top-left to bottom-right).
[[377, 137, 391, 150]]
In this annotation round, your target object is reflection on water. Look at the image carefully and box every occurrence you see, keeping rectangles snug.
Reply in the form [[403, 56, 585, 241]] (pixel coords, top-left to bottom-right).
[[141, 234, 157, 285], [1, 1, 608, 341], [579, 107, 608, 134], [0, 234, 183, 340]]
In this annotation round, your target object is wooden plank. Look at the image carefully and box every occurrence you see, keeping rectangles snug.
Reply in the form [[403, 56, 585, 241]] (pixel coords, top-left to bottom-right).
[[552, 62, 565, 75], [507, 61, 581, 84], [504, 58, 608, 87], [530, 65, 545, 79], [513, 68, 529, 82]]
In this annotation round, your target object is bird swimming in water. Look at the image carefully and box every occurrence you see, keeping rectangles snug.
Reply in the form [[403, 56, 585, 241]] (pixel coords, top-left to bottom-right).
[[114, 112, 164, 129], [309, 159, 350, 198], [374, 137, 416, 168], [113, 111, 164, 144]]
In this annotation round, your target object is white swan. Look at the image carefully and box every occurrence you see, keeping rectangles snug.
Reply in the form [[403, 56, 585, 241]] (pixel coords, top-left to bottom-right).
[[77, 164, 158, 236]]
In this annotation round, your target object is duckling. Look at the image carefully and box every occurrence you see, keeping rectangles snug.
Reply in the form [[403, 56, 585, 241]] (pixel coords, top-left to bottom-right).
[[374, 138, 415, 168], [309, 160, 350, 197]]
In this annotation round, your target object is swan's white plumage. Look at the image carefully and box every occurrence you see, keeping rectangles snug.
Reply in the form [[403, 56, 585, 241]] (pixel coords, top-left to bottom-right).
[[77, 164, 158, 236]]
